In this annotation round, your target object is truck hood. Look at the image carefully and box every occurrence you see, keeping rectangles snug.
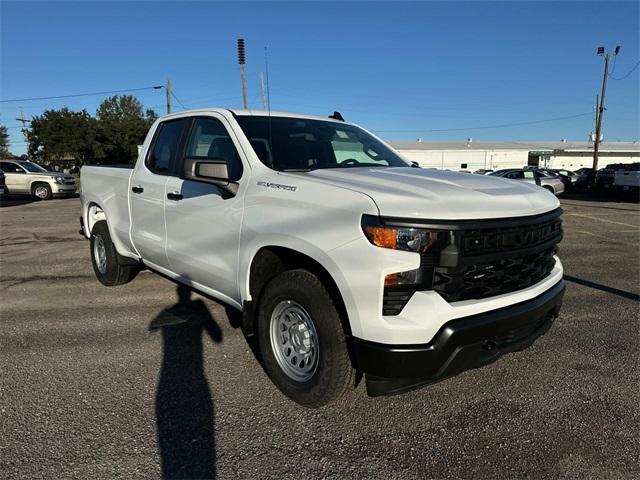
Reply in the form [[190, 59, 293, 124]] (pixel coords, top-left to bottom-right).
[[306, 167, 559, 220]]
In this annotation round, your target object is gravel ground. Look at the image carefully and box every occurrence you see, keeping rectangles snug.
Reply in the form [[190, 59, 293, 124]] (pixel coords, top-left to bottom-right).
[[0, 194, 638, 479]]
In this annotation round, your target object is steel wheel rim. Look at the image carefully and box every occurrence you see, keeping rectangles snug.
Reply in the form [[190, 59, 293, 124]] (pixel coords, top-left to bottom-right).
[[35, 186, 48, 198], [269, 300, 319, 382], [94, 235, 107, 274]]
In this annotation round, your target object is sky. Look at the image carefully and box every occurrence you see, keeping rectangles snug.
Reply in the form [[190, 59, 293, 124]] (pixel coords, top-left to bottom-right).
[[1, 0, 639, 155]]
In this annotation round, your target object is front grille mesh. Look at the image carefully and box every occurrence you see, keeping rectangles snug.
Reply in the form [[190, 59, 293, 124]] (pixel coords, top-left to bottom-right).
[[433, 246, 558, 303]]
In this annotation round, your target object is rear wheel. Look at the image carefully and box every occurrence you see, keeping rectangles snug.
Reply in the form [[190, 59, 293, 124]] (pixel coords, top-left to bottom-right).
[[543, 185, 555, 195], [257, 269, 354, 408], [32, 183, 52, 200], [90, 220, 139, 286]]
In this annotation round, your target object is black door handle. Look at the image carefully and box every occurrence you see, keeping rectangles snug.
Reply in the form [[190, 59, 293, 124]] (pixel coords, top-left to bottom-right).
[[131, 185, 144, 194], [167, 192, 183, 201]]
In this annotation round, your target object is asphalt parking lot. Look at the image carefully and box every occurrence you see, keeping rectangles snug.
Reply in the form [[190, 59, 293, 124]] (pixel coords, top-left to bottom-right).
[[1, 195, 638, 479]]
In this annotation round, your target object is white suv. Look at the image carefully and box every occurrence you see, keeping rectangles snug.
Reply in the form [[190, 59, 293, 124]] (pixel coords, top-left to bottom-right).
[[0, 160, 77, 199]]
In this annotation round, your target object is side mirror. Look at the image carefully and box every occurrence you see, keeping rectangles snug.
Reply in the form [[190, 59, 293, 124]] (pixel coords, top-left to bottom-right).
[[183, 157, 238, 196]]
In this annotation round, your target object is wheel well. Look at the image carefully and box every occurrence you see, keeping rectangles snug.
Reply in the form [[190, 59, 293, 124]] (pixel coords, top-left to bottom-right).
[[86, 203, 106, 234], [543, 185, 555, 193], [30, 181, 50, 192], [246, 246, 351, 336]]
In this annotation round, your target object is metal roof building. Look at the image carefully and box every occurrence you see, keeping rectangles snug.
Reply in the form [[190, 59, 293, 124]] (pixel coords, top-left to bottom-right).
[[389, 140, 640, 171]]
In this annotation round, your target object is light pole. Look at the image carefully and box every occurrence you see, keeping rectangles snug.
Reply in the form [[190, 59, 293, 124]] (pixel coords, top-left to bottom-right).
[[593, 45, 620, 170], [237, 38, 248, 109]]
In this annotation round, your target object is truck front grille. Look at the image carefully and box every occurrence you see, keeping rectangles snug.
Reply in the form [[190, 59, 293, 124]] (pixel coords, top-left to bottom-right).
[[433, 245, 558, 303], [381, 208, 562, 315]]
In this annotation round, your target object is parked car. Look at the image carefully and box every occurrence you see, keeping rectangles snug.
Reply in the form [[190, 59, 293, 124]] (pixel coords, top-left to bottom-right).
[[612, 162, 640, 198], [473, 169, 493, 175], [489, 168, 565, 196], [543, 169, 579, 191], [80, 108, 565, 407], [595, 163, 627, 191], [0, 160, 77, 200], [574, 167, 597, 191]]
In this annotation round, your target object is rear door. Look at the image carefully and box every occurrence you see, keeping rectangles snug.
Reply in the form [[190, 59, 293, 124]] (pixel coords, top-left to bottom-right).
[[164, 114, 247, 303], [130, 118, 189, 268]]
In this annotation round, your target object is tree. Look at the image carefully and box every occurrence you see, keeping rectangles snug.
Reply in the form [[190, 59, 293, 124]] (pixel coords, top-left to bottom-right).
[[96, 95, 158, 164], [0, 125, 11, 158], [27, 108, 99, 163]]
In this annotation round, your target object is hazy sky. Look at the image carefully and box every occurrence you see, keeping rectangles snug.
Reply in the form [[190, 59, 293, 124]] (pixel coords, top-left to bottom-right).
[[2, 1, 639, 154]]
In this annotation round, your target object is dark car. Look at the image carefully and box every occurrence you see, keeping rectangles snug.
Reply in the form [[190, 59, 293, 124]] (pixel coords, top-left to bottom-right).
[[543, 169, 579, 191], [574, 167, 597, 191], [0, 170, 6, 195]]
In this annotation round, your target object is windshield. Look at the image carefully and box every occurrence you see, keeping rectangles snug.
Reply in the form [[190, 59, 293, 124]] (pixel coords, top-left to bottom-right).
[[235, 116, 409, 171], [19, 161, 48, 173]]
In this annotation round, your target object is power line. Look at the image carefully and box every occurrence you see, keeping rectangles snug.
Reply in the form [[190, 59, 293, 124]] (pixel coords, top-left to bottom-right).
[[170, 91, 187, 110], [608, 60, 640, 80], [0, 85, 163, 103], [372, 112, 594, 133]]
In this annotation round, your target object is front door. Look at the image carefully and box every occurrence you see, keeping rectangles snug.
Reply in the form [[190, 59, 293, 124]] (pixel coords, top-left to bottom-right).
[[164, 115, 246, 304], [130, 118, 188, 268], [0, 161, 29, 193]]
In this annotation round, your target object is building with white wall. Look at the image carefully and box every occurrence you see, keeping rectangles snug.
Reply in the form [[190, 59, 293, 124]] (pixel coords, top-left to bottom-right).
[[390, 140, 640, 171]]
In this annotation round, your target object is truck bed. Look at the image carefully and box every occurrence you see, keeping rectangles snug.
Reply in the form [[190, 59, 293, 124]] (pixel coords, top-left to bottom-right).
[[80, 165, 134, 253]]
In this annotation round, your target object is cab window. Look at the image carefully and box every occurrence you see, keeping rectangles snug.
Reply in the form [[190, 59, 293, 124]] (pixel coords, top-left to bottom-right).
[[184, 117, 243, 182], [146, 119, 188, 175]]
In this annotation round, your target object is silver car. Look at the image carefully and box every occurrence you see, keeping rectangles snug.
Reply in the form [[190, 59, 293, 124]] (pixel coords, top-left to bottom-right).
[[489, 168, 565, 196]]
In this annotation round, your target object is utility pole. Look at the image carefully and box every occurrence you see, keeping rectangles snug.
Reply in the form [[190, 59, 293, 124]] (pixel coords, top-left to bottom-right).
[[165, 78, 171, 115], [593, 46, 620, 169], [237, 38, 248, 109], [16, 107, 30, 144], [260, 71, 268, 110]]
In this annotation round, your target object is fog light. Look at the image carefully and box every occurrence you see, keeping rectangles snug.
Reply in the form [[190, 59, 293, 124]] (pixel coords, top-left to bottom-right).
[[384, 268, 424, 287]]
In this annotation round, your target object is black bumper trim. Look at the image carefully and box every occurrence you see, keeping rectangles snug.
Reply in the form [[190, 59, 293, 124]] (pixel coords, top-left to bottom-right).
[[352, 280, 565, 396]]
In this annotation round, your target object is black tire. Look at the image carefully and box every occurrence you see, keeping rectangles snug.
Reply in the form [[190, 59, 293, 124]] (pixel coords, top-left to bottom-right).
[[543, 185, 555, 195], [257, 269, 354, 408], [90, 220, 139, 286], [31, 183, 52, 200]]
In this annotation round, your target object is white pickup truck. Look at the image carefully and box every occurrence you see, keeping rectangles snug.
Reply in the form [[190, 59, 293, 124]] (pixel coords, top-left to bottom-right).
[[612, 162, 640, 197], [80, 109, 565, 407]]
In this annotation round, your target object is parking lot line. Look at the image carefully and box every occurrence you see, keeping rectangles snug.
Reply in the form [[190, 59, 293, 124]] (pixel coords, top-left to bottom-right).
[[565, 213, 639, 228]]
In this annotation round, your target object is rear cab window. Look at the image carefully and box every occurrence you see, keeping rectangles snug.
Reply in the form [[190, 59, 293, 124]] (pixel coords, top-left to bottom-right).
[[146, 119, 189, 176]]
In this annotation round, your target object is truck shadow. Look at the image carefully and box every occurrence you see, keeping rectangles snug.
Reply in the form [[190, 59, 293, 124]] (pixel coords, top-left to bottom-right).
[[149, 283, 223, 479]]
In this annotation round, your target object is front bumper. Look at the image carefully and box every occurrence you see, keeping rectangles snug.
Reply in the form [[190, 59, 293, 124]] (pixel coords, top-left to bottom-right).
[[352, 280, 565, 396], [54, 184, 77, 195]]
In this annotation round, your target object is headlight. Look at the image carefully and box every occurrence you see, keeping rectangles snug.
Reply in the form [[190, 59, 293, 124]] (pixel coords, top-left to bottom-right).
[[54, 176, 64, 184], [362, 217, 447, 253], [362, 215, 450, 287]]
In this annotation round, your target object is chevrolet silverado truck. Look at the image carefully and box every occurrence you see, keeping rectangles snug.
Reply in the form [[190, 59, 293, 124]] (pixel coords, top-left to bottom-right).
[[0, 160, 77, 199], [80, 109, 564, 407]]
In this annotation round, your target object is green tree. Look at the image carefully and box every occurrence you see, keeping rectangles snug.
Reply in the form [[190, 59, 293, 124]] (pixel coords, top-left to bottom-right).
[[96, 95, 158, 164], [27, 108, 99, 162], [0, 125, 11, 158]]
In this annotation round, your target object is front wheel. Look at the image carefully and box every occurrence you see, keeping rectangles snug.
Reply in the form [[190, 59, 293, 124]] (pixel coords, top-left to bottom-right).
[[32, 183, 52, 200], [257, 269, 354, 408], [90, 221, 139, 286]]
